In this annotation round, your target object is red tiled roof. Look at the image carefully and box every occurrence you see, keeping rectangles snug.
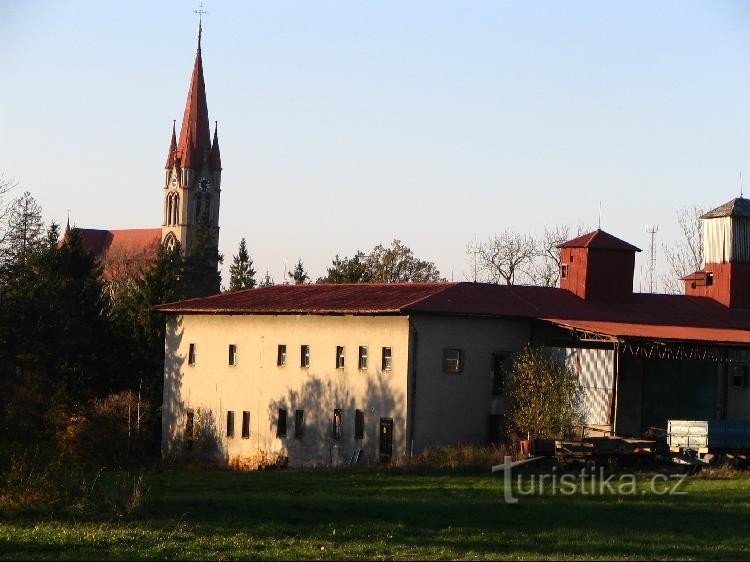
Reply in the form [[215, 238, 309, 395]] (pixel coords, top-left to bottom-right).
[[153, 282, 750, 345], [156, 283, 455, 314], [558, 229, 641, 252], [76, 228, 162, 259]]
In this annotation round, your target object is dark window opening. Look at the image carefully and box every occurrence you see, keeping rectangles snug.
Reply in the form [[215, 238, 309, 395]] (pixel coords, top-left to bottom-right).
[[706, 271, 714, 286], [561, 264, 569, 279], [228, 344, 237, 366], [301, 345, 310, 368], [492, 353, 506, 396], [188, 343, 196, 365], [359, 346, 368, 370], [294, 409, 304, 439], [382, 347, 392, 371], [277, 409, 287, 438], [277, 344, 287, 366], [185, 409, 195, 449], [226, 411, 235, 438], [731, 365, 749, 389], [332, 408, 343, 440], [355, 409, 364, 440], [443, 348, 463, 374], [242, 411, 250, 439], [336, 346, 345, 369]]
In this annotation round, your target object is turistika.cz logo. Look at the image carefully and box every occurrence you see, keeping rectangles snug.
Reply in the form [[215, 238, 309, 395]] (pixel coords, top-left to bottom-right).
[[499, 456, 688, 504]]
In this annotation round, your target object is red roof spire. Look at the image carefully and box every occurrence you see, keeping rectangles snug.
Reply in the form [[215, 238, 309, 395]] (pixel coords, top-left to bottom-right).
[[210, 121, 222, 171], [176, 24, 211, 171], [165, 120, 177, 169]]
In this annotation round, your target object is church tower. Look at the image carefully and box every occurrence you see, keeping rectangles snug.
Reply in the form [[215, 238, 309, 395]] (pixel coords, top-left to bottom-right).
[[162, 21, 222, 264]]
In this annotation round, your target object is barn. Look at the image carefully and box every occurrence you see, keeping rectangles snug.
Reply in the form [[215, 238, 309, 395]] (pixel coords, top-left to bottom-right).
[[156, 197, 750, 466]]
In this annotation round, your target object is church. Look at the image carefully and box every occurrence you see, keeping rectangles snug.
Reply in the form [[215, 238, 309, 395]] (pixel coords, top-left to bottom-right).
[[72, 22, 222, 281]]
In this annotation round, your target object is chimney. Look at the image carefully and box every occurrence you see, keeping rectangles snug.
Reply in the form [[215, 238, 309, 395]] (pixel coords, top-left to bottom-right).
[[557, 230, 641, 302]]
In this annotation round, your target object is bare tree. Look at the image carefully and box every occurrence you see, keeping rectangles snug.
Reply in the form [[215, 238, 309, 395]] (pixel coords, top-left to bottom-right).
[[662, 206, 704, 294], [0, 174, 18, 256], [528, 225, 571, 287], [470, 230, 537, 285]]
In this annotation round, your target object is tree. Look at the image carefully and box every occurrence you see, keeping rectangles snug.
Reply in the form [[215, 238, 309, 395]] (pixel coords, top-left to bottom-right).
[[662, 206, 704, 294], [0, 174, 17, 256], [470, 230, 537, 285], [505, 345, 583, 440], [317, 252, 371, 283], [287, 258, 309, 285], [229, 238, 256, 291], [365, 239, 443, 283], [183, 207, 222, 297], [2, 191, 43, 265]]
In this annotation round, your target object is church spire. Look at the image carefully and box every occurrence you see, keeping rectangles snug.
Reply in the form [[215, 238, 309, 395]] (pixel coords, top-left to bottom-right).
[[176, 22, 211, 170], [165, 120, 177, 169], [210, 121, 222, 171]]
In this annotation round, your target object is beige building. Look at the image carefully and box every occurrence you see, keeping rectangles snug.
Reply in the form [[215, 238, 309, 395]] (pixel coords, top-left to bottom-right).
[[158, 220, 750, 466]]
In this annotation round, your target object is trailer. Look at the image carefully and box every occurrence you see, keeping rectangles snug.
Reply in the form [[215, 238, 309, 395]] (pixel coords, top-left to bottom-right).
[[667, 419, 750, 465]]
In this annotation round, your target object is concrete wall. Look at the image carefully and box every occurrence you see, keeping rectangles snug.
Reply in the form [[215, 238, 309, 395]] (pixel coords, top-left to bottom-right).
[[407, 314, 531, 450], [162, 313, 411, 466]]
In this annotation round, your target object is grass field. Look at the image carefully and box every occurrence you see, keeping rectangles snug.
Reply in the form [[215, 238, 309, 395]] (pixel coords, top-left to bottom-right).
[[1, 468, 750, 560]]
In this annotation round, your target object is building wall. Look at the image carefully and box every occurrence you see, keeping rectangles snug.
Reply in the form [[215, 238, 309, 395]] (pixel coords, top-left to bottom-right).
[[162, 313, 411, 466], [551, 347, 614, 428], [407, 314, 531, 450]]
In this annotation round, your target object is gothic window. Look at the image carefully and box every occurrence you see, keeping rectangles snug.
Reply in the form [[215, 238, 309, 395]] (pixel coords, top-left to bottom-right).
[[163, 232, 178, 252], [166, 192, 180, 226]]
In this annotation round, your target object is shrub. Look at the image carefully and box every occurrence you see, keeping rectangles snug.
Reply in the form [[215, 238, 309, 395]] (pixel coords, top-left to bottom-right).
[[505, 345, 584, 440]]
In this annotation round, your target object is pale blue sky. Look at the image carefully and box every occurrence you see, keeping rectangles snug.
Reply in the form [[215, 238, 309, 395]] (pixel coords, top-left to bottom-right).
[[2, 0, 750, 287]]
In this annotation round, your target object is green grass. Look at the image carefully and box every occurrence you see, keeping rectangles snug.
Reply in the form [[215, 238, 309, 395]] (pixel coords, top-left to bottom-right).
[[2, 468, 750, 560]]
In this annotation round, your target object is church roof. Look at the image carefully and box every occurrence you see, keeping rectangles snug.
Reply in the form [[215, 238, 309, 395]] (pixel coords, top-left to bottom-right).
[[75, 228, 162, 258], [557, 229, 641, 252], [701, 198, 750, 219]]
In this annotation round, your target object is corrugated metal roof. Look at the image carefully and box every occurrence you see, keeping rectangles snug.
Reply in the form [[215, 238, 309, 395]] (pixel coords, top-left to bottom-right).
[[557, 229, 641, 252], [154, 282, 750, 345], [701, 198, 750, 219]]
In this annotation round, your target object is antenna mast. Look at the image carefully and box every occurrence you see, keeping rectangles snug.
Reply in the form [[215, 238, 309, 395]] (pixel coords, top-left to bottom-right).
[[645, 224, 659, 293]]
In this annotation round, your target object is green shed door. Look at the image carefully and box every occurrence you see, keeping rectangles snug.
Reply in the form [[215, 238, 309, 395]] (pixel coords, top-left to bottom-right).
[[641, 359, 717, 432]]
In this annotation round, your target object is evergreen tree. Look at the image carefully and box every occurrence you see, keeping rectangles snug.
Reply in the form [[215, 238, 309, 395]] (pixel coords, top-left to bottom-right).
[[317, 251, 370, 283], [2, 191, 43, 266], [287, 258, 309, 285], [229, 238, 256, 291], [183, 207, 222, 297]]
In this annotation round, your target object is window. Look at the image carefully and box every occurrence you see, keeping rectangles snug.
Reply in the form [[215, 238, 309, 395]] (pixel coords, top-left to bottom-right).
[[336, 346, 345, 369], [185, 409, 195, 448], [332, 409, 343, 440], [242, 411, 250, 439], [491, 353, 506, 396], [188, 343, 196, 365], [354, 409, 364, 440], [443, 348, 463, 374], [382, 347, 392, 371], [731, 365, 749, 389], [294, 409, 304, 439], [228, 344, 237, 366], [277, 409, 287, 437], [561, 264, 569, 279], [358, 346, 368, 370], [277, 344, 287, 366], [706, 271, 714, 287], [226, 411, 235, 438], [300, 345, 310, 368]]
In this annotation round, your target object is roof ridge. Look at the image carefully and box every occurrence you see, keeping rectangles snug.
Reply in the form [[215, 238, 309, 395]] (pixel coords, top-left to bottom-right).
[[397, 282, 459, 310]]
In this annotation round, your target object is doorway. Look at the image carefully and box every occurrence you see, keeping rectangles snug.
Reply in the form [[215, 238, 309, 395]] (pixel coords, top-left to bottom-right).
[[379, 418, 393, 463]]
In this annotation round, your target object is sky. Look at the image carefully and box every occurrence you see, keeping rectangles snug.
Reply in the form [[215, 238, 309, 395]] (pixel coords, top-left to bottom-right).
[[2, 0, 750, 288]]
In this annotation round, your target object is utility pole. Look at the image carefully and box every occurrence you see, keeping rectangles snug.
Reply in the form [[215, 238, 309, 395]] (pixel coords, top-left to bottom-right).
[[645, 225, 659, 293]]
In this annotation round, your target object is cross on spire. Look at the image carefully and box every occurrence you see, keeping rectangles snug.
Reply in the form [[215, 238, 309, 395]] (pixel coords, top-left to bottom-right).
[[194, 3, 208, 49]]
